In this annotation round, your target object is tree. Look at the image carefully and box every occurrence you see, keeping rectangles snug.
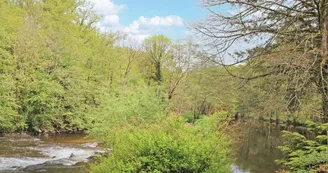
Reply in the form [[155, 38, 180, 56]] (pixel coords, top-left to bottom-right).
[[0, 1, 25, 132], [144, 35, 171, 90], [165, 38, 196, 100], [192, 0, 328, 122], [116, 34, 143, 85], [0, 0, 119, 133]]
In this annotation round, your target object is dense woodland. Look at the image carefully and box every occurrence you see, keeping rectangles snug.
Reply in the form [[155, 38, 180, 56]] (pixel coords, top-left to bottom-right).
[[1, 0, 328, 172], [0, 0, 237, 134]]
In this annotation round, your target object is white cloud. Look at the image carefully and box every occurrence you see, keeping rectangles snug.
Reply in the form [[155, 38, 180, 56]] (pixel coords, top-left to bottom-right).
[[87, 0, 125, 30], [132, 34, 151, 41], [138, 16, 184, 27], [122, 15, 184, 39], [87, 0, 185, 41], [88, 0, 126, 16], [123, 21, 140, 34], [104, 14, 120, 26]]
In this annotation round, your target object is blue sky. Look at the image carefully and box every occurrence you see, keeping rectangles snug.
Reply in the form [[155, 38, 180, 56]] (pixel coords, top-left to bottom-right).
[[89, 0, 207, 40], [116, 0, 206, 24]]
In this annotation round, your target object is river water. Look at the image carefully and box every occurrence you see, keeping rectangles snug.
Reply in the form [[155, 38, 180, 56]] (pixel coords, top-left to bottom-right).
[[0, 134, 103, 173], [231, 121, 287, 173], [0, 122, 287, 173]]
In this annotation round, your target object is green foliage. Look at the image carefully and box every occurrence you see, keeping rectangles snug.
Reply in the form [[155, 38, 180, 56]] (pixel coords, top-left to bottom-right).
[[143, 34, 172, 84], [23, 72, 65, 131], [169, 64, 239, 123], [90, 113, 232, 173], [89, 86, 166, 139], [0, 1, 24, 132], [0, 0, 116, 133], [0, 0, 238, 136], [0, 75, 24, 132], [276, 121, 328, 172]]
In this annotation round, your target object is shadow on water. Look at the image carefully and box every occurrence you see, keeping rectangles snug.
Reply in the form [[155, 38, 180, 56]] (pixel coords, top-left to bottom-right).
[[230, 121, 287, 173]]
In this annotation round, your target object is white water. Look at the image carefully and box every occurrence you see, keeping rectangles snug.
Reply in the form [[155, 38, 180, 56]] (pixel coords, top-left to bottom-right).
[[0, 136, 103, 171], [0, 157, 48, 171]]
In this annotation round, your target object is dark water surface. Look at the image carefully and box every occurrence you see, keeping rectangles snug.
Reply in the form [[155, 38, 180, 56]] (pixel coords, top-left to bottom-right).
[[231, 121, 288, 173], [0, 134, 102, 173]]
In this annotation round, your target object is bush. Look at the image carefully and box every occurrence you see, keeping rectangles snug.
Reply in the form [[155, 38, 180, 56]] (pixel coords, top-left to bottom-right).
[[89, 114, 232, 173], [89, 86, 166, 139], [276, 121, 328, 173]]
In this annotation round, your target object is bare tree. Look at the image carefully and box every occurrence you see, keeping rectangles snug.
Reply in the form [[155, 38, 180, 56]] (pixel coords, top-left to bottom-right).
[[117, 34, 143, 85], [166, 38, 196, 100], [192, 0, 328, 122]]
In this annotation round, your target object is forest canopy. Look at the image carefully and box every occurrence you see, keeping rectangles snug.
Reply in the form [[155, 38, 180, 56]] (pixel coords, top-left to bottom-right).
[[0, 0, 237, 133]]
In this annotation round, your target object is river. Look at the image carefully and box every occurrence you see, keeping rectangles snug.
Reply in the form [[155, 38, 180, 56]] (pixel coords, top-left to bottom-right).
[[230, 121, 292, 173], [0, 121, 288, 173], [0, 134, 103, 173]]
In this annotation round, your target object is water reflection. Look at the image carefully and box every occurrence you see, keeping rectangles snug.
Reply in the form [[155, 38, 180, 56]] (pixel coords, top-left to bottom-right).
[[231, 121, 284, 173], [231, 163, 250, 173]]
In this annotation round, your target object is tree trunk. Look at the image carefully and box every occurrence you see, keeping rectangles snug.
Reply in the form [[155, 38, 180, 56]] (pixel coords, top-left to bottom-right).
[[321, 0, 328, 123], [155, 61, 162, 83], [155, 61, 162, 96], [275, 112, 280, 125]]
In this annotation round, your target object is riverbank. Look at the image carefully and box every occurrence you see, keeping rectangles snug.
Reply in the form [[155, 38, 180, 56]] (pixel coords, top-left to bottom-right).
[[2, 119, 311, 173]]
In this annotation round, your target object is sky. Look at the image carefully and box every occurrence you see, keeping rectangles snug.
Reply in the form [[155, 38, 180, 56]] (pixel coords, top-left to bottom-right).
[[88, 0, 207, 41]]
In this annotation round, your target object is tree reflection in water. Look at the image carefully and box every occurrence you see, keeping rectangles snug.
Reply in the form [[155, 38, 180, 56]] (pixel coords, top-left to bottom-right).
[[229, 121, 284, 173]]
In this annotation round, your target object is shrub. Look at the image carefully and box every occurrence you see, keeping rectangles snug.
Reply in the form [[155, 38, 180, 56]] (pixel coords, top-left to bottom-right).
[[90, 114, 232, 173], [89, 86, 166, 139], [276, 121, 328, 172]]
